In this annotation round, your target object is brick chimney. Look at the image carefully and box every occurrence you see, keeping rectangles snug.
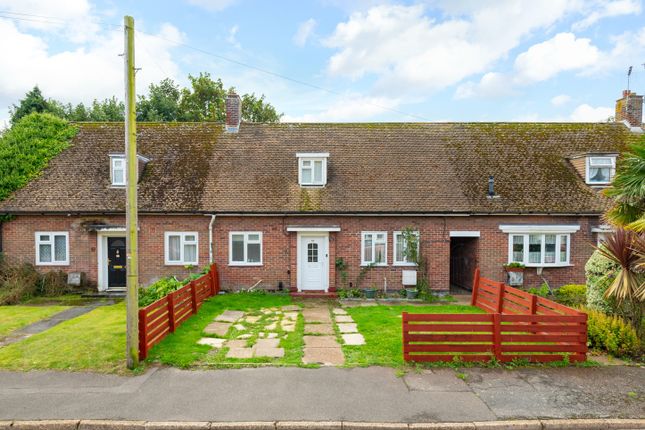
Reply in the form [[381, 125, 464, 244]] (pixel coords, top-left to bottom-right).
[[225, 91, 241, 133], [615, 90, 643, 128]]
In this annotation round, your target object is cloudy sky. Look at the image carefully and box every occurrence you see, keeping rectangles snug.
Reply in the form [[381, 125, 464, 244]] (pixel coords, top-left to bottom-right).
[[1, 0, 645, 124]]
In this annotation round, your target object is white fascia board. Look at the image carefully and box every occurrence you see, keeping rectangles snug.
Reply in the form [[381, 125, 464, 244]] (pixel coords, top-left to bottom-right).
[[499, 224, 580, 234], [296, 152, 329, 158], [450, 231, 480, 237], [286, 226, 340, 232]]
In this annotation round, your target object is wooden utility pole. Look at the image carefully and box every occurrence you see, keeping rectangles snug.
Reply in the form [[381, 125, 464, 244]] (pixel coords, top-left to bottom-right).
[[124, 15, 139, 369]]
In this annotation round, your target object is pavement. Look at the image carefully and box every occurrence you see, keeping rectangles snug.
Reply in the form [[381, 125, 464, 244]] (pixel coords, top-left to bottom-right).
[[0, 366, 643, 423]]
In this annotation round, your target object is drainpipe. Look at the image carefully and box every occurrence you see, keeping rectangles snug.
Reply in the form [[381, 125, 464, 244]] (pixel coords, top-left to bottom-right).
[[207, 214, 216, 263]]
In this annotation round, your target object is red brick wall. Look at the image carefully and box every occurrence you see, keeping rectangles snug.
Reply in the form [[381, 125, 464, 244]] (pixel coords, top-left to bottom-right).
[[1, 214, 600, 292], [1, 214, 211, 287]]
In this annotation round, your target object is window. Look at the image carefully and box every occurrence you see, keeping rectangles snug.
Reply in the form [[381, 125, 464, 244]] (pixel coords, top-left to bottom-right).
[[307, 242, 318, 263], [508, 233, 570, 266], [393, 231, 419, 265], [35, 232, 69, 265], [297, 153, 328, 186], [164, 232, 198, 265], [586, 156, 616, 185], [361, 232, 387, 266], [229, 232, 263, 265], [111, 156, 126, 186]]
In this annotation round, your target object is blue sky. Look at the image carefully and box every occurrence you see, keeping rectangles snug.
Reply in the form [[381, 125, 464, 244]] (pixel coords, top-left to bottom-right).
[[1, 0, 644, 124]]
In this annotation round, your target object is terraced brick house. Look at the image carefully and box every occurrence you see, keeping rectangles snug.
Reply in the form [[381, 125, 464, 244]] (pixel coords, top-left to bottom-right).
[[0, 91, 643, 295]]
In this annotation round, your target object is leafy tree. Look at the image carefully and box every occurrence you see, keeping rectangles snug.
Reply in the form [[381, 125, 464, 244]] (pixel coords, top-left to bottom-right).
[[242, 93, 282, 123], [9, 86, 63, 124], [137, 78, 181, 121], [178, 73, 227, 122], [0, 113, 77, 203], [605, 137, 645, 231]]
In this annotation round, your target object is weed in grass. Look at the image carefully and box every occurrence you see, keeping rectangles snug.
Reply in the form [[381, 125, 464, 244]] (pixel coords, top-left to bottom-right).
[[627, 391, 638, 400], [455, 372, 468, 381], [394, 368, 407, 378]]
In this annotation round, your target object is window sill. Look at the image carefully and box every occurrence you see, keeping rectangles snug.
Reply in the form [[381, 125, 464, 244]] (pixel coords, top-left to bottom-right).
[[229, 263, 263, 267], [360, 263, 388, 267], [523, 263, 573, 268], [110, 185, 126, 188], [299, 184, 326, 188], [165, 262, 199, 266], [393, 263, 417, 267], [36, 262, 69, 266]]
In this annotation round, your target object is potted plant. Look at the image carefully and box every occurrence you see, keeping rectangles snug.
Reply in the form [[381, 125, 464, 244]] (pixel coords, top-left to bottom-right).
[[364, 283, 377, 299], [503, 262, 525, 286]]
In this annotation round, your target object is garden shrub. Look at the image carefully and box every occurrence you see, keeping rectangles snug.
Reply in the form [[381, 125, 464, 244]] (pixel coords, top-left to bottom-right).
[[554, 284, 586, 307], [583, 306, 641, 358], [138, 267, 210, 307], [584, 249, 619, 314], [0, 262, 40, 305], [528, 283, 550, 298]]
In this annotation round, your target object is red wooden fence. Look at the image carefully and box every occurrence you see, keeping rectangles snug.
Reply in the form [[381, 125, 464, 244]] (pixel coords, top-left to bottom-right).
[[139, 263, 220, 359], [403, 268, 587, 363]]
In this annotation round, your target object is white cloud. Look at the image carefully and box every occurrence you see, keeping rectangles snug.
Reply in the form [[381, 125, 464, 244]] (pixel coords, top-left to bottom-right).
[[0, 17, 183, 121], [457, 33, 600, 98], [551, 94, 572, 106], [0, 0, 100, 43], [514, 33, 599, 82], [185, 0, 237, 11], [324, 2, 583, 96], [293, 18, 316, 47], [226, 25, 240, 49], [282, 95, 402, 122], [569, 104, 614, 122], [573, 0, 641, 30]]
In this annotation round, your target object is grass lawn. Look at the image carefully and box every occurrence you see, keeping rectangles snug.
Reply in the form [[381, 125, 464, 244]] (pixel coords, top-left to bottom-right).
[[0, 302, 126, 373], [342, 304, 485, 367], [0, 305, 70, 337], [148, 293, 297, 368]]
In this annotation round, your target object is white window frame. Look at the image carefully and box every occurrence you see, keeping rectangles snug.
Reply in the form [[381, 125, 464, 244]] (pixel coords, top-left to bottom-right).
[[164, 232, 199, 266], [229, 231, 263, 266], [586, 155, 616, 185], [35, 231, 69, 266], [297, 153, 329, 186], [110, 155, 126, 187], [507, 233, 571, 267], [393, 231, 419, 266], [361, 231, 388, 266]]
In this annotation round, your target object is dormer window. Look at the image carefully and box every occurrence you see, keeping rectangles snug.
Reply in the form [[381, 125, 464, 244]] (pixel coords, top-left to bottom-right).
[[297, 153, 328, 186], [586, 156, 616, 185], [110, 155, 126, 186]]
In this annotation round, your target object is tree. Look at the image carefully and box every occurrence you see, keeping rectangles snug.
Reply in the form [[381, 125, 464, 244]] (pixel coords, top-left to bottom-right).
[[9, 86, 63, 124], [605, 137, 645, 231], [178, 73, 227, 122], [137, 78, 181, 121], [242, 93, 282, 123]]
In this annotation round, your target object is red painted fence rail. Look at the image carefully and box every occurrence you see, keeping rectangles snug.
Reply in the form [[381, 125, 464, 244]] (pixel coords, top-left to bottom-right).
[[403, 268, 587, 363], [138, 263, 220, 360]]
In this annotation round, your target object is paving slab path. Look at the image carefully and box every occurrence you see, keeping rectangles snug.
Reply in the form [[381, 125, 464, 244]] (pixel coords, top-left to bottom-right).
[[0, 303, 108, 348], [0, 366, 642, 422], [301, 303, 344, 366]]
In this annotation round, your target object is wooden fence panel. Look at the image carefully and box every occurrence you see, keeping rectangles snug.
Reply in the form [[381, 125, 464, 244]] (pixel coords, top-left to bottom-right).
[[403, 269, 588, 364], [139, 264, 220, 359]]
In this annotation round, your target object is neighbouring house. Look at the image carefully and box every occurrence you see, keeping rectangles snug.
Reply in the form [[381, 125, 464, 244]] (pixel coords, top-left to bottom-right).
[[0, 92, 643, 295]]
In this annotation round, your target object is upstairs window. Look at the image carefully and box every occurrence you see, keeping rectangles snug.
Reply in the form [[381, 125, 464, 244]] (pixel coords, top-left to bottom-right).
[[586, 156, 615, 185], [110, 156, 126, 186], [36, 232, 69, 265], [297, 153, 328, 186]]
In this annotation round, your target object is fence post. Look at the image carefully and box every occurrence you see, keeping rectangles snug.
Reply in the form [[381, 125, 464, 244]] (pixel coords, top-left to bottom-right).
[[471, 268, 480, 306], [210, 263, 218, 296], [530, 294, 538, 315], [167, 292, 176, 333], [138, 308, 147, 360], [492, 313, 502, 362], [190, 282, 198, 314], [496, 282, 505, 313], [402, 312, 409, 362]]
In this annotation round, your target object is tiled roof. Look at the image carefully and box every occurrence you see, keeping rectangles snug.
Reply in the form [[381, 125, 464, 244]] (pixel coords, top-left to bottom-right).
[[0, 122, 635, 214]]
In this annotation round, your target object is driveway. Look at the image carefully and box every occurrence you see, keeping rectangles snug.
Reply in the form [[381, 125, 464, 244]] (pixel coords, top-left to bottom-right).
[[0, 366, 642, 422]]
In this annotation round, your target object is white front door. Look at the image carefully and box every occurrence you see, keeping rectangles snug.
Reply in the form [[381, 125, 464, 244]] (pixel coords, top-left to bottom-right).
[[298, 234, 329, 291]]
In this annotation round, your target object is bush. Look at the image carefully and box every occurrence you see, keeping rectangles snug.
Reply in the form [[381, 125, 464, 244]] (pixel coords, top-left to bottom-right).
[[583, 307, 642, 358], [528, 283, 550, 298], [0, 259, 74, 305], [584, 249, 619, 314], [554, 284, 586, 307]]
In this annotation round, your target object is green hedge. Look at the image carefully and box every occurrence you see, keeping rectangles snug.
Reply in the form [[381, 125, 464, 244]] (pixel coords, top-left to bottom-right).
[[554, 284, 586, 307], [584, 249, 619, 314], [584, 307, 641, 358]]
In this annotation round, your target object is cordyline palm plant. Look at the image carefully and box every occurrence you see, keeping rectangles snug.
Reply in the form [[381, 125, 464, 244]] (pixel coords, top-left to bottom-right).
[[595, 228, 645, 337], [604, 140, 645, 231]]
